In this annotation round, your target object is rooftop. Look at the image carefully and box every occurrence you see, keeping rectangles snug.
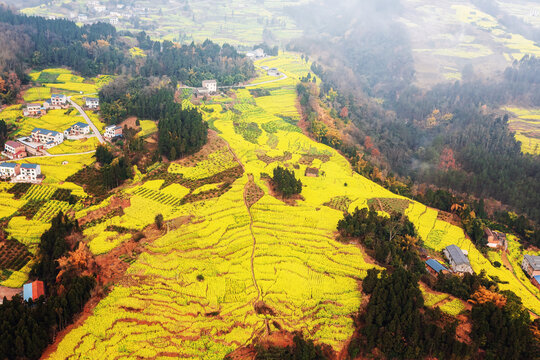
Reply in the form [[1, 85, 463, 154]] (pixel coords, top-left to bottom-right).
[[27, 103, 41, 107], [51, 94, 66, 98], [426, 259, 448, 273], [0, 162, 18, 168], [21, 163, 38, 169], [32, 128, 62, 136], [86, 97, 99, 101], [73, 122, 89, 128], [5, 140, 22, 147], [445, 245, 470, 266], [524, 254, 540, 271]]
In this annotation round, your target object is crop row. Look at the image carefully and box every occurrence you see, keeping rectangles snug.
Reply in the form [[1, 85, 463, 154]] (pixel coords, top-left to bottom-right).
[[33, 200, 74, 223], [132, 187, 183, 206], [21, 185, 57, 201]]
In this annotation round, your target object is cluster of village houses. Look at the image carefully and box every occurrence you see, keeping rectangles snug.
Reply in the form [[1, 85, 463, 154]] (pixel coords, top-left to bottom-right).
[[68, 1, 140, 25], [0, 94, 122, 184], [425, 227, 540, 291]]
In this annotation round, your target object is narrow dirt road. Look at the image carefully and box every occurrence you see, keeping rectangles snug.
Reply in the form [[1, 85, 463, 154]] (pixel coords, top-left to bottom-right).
[[221, 138, 261, 301]]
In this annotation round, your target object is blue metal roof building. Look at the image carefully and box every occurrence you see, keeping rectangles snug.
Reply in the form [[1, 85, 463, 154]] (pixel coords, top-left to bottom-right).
[[426, 259, 448, 273]]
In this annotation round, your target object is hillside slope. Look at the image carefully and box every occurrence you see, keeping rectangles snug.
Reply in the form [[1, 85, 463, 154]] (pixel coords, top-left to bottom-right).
[[49, 53, 540, 359]]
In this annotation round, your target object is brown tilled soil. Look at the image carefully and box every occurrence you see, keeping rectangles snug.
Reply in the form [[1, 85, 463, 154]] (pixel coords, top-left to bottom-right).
[[0, 286, 22, 302], [244, 175, 264, 208], [78, 196, 131, 227]]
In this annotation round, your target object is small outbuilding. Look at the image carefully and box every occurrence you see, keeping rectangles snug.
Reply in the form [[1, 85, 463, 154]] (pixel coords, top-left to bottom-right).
[[23, 281, 45, 301], [425, 259, 449, 276], [305, 167, 319, 177]]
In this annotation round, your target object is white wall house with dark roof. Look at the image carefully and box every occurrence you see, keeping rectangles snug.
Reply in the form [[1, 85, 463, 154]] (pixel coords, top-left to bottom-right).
[[522, 255, 540, 277], [31, 128, 64, 147], [443, 245, 473, 274], [0, 162, 19, 178], [19, 164, 41, 182]]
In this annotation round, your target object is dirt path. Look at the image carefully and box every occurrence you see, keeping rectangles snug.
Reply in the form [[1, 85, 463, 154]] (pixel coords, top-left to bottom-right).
[[221, 137, 261, 301], [244, 174, 261, 301]]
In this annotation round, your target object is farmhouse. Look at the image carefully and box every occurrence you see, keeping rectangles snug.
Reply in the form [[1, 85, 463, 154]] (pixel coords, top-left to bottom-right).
[[23, 281, 45, 301], [85, 97, 100, 109], [110, 17, 119, 25], [3, 141, 27, 159], [31, 128, 64, 147], [78, 14, 88, 22], [104, 125, 123, 139], [64, 122, 91, 137], [51, 94, 68, 106], [425, 258, 449, 276], [443, 244, 473, 274], [0, 162, 20, 178], [305, 167, 319, 177], [195, 80, 218, 96], [23, 103, 46, 117], [254, 48, 265, 58], [19, 163, 42, 182], [484, 228, 507, 251], [522, 254, 540, 277]]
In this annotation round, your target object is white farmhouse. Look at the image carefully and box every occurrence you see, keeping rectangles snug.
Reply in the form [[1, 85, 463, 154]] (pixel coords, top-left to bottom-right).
[[0, 162, 19, 179], [64, 122, 91, 137], [85, 97, 100, 109], [31, 128, 64, 148], [19, 163, 42, 182], [202, 80, 217, 93], [443, 245, 473, 274]]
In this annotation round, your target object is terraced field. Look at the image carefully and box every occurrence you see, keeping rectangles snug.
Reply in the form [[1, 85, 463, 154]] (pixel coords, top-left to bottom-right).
[[21, 0, 309, 47], [504, 106, 540, 155], [41, 53, 540, 358]]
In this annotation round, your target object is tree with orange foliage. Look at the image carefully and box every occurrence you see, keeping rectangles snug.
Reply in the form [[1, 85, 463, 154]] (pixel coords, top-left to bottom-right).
[[56, 242, 98, 282], [469, 286, 507, 307], [339, 106, 348, 118], [438, 147, 457, 170]]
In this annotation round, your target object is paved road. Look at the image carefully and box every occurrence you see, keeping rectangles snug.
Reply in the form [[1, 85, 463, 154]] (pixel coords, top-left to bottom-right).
[[68, 97, 105, 144]]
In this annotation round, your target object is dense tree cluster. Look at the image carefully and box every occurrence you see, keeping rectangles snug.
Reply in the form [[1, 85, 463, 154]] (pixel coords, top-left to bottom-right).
[[253, 333, 329, 360], [99, 77, 207, 160], [349, 268, 470, 359], [0, 212, 95, 360], [94, 144, 114, 165], [272, 166, 302, 197], [31, 212, 79, 287], [434, 271, 496, 300], [136, 32, 255, 86], [337, 207, 425, 274], [0, 5, 129, 77], [102, 157, 134, 190], [471, 296, 540, 359], [289, 0, 540, 227], [0, 119, 7, 147]]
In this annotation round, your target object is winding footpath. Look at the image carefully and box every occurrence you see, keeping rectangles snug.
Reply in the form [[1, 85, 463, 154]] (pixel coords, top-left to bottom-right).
[[68, 97, 105, 144]]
